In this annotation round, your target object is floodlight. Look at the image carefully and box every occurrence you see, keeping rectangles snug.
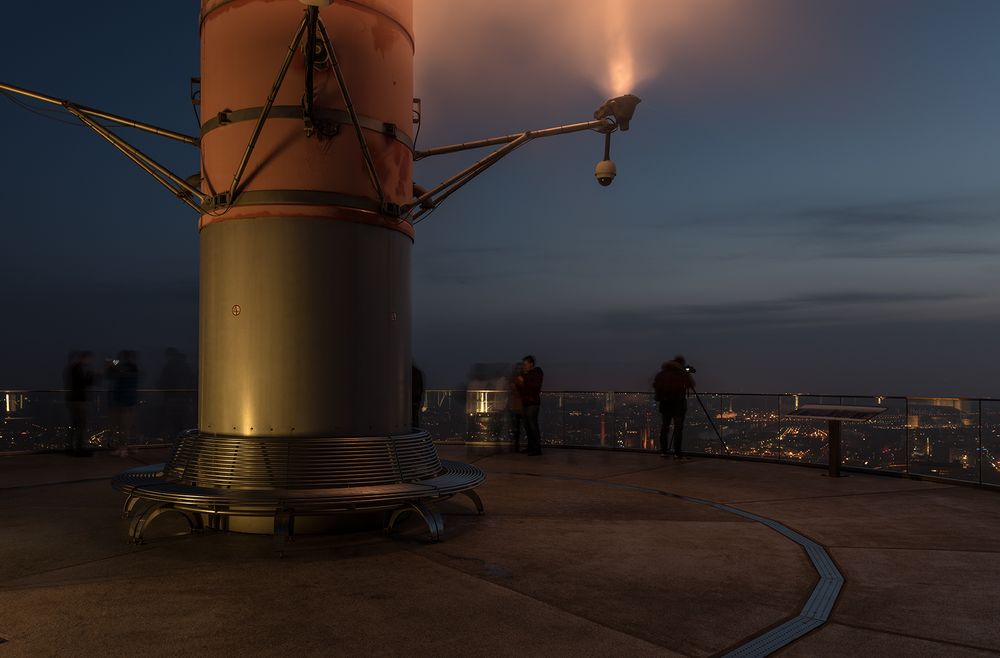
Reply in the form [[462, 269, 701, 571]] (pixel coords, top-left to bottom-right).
[[593, 94, 642, 131]]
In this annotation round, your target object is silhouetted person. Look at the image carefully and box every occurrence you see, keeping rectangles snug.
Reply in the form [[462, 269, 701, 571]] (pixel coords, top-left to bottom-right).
[[64, 351, 94, 456], [157, 347, 195, 440], [412, 363, 425, 429], [517, 355, 544, 456], [108, 350, 139, 456], [508, 361, 525, 452], [654, 355, 695, 459]]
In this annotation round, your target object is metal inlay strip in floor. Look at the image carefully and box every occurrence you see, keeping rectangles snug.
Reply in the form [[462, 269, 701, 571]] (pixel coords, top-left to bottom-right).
[[710, 502, 844, 657]]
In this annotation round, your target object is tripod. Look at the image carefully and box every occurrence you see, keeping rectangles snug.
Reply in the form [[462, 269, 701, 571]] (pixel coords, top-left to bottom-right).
[[690, 386, 728, 454]]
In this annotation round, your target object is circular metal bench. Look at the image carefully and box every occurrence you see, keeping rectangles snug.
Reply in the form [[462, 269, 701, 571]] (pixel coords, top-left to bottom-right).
[[112, 430, 485, 549]]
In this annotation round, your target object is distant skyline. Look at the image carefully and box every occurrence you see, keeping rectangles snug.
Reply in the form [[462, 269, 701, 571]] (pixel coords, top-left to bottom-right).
[[2, 1, 1000, 396]]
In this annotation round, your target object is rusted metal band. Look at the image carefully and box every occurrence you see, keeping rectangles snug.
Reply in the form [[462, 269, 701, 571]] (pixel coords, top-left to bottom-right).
[[200, 105, 413, 151], [222, 188, 382, 211], [200, 0, 415, 51], [199, 193, 414, 238]]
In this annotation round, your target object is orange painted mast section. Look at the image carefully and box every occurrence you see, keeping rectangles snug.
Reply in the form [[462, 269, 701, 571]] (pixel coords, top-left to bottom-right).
[[199, 0, 414, 237]]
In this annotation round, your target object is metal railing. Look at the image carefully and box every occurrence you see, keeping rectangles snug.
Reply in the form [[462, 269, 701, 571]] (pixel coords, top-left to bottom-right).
[[0, 389, 196, 453], [4, 387, 999, 488], [420, 390, 1000, 488]]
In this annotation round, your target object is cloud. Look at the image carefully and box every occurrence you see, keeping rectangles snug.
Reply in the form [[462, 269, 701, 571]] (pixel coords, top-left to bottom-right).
[[789, 198, 997, 231], [587, 288, 979, 333], [650, 194, 1000, 263], [671, 195, 999, 232], [785, 198, 1000, 260], [832, 244, 1000, 260]]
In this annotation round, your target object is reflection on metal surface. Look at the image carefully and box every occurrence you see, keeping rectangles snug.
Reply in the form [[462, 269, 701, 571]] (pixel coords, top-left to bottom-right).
[[113, 429, 485, 545], [198, 218, 411, 437]]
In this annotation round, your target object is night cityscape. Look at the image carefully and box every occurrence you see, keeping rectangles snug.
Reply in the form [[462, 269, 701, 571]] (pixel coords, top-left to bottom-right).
[[8, 385, 1000, 488], [3, 0, 1000, 655], [424, 388, 1000, 485], [12, 389, 980, 477]]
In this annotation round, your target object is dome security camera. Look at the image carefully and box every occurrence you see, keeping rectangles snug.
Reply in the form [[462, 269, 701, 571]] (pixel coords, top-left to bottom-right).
[[594, 159, 616, 187]]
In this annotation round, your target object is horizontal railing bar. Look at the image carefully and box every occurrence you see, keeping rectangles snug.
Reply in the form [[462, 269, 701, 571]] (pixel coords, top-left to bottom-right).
[[6, 388, 1000, 402]]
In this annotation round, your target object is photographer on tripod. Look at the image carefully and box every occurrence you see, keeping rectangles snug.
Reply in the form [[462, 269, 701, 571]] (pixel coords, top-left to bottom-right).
[[653, 355, 695, 460]]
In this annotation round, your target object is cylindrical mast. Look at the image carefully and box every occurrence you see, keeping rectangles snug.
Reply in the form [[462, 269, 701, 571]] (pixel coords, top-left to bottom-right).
[[198, 0, 414, 438], [111, 0, 485, 541]]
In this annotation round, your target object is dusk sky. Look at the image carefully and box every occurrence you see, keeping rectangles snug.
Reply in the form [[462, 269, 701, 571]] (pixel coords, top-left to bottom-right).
[[3, 1, 1000, 396]]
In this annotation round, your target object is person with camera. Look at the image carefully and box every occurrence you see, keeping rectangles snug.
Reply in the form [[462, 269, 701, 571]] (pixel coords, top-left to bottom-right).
[[653, 355, 695, 460]]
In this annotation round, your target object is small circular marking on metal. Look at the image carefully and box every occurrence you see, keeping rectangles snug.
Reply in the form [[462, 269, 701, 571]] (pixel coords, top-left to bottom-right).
[[232, 304, 241, 316]]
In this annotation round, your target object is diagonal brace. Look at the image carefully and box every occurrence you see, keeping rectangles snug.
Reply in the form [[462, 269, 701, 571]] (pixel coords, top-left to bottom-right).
[[0, 81, 199, 146], [407, 117, 614, 222], [226, 10, 311, 206], [317, 18, 386, 204], [67, 105, 206, 214]]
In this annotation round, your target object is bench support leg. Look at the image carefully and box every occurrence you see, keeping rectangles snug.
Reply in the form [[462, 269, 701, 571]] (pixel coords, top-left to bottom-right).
[[128, 502, 204, 544], [385, 501, 444, 542], [273, 508, 295, 557], [461, 490, 485, 515], [122, 492, 141, 518]]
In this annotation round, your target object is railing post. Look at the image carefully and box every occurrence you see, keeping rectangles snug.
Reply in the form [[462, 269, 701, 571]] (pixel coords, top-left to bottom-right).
[[560, 393, 565, 448], [979, 399, 983, 485], [904, 397, 910, 476], [828, 419, 842, 477]]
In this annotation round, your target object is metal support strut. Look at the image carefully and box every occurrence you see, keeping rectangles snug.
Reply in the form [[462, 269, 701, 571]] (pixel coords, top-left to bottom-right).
[[303, 6, 319, 136], [66, 105, 206, 213], [226, 11, 311, 206], [317, 17, 386, 205], [0, 81, 199, 145], [0, 81, 204, 213], [407, 117, 614, 223]]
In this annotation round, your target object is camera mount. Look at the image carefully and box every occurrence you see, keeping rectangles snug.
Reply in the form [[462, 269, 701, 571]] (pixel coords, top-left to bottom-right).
[[407, 94, 641, 221]]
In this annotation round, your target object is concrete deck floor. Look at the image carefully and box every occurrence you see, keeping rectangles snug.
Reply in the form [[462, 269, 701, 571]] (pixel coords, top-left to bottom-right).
[[1, 445, 999, 657]]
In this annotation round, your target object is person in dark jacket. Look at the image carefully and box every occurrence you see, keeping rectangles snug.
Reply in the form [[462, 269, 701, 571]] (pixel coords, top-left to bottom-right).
[[516, 355, 544, 455], [653, 355, 695, 459], [64, 351, 95, 456], [108, 350, 139, 455], [508, 361, 526, 452], [412, 363, 425, 429]]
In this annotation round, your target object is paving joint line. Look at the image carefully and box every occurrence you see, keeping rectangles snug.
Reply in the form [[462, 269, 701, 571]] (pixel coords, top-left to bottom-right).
[[831, 620, 1000, 654], [498, 469, 843, 658], [0, 546, 160, 592], [408, 547, 671, 653], [727, 485, 958, 505], [0, 476, 113, 492], [825, 544, 1000, 554]]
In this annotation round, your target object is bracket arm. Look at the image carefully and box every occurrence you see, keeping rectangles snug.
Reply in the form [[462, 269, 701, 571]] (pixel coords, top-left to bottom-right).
[[0, 81, 199, 146]]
